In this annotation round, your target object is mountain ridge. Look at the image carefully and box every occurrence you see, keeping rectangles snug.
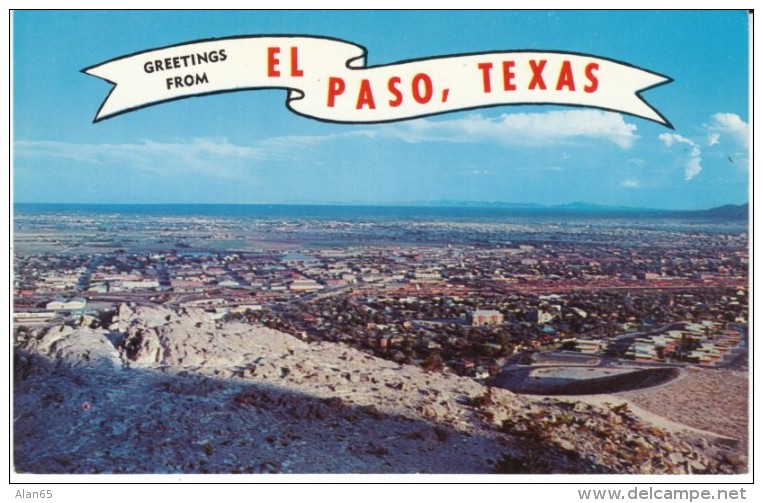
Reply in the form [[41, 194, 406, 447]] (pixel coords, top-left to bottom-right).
[[14, 201, 750, 216]]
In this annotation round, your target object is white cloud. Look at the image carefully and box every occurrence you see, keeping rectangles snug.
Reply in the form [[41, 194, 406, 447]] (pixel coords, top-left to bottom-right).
[[15, 131, 395, 183], [620, 179, 641, 188], [468, 169, 492, 176], [376, 110, 639, 148], [683, 156, 702, 181], [257, 130, 376, 149], [658, 132, 703, 180], [16, 110, 640, 180], [706, 113, 749, 148], [16, 137, 272, 170]]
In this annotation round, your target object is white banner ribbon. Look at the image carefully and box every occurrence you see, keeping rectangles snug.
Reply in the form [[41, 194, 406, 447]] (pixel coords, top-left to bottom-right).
[[84, 35, 672, 127]]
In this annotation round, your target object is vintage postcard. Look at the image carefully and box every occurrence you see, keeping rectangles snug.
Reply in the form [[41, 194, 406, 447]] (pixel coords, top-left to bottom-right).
[[10, 8, 752, 496]]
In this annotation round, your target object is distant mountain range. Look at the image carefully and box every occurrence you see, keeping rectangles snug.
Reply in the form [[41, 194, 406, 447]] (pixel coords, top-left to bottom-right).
[[399, 200, 750, 217], [16, 201, 750, 219], [691, 203, 750, 218]]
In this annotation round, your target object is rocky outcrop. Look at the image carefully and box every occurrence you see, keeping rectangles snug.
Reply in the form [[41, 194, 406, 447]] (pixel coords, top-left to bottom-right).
[[24, 323, 122, 370], [487, 398, 739, 474], [13, 305, 748, 475]]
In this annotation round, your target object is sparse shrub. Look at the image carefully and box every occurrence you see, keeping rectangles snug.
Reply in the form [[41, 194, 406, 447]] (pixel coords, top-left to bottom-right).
[[611, 402, 630, 414], [480, 410, 495, 422], [470, 386, 494, 408], [500, 412, 552, 442], [553, 411, 575, 426], [422, 353, 443, 372], [433, 426, 450, 442], [492, 453, 553, 474]]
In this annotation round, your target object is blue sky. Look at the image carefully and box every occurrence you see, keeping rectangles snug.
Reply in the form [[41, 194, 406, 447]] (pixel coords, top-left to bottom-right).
[[13, 10, 750, 209]]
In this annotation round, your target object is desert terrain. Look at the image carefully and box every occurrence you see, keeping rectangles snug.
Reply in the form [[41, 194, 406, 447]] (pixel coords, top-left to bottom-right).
[[13, 305, 747, 475]]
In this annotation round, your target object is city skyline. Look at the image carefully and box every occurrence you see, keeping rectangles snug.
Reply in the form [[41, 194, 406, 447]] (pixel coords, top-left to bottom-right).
[[13, 10, 750, 210]]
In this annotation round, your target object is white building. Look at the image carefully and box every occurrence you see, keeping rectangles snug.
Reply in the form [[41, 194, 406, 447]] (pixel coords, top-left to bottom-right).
[[120, 280, 160, 290], [290, 279, 324, 292], [468, 309, 504, 326], [46, 297, 87, 311]]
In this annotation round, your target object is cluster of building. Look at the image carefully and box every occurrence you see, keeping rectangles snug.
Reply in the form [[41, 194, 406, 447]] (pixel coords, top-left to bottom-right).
[[623, 322, 744, 366], [13, 210, 749, 377]]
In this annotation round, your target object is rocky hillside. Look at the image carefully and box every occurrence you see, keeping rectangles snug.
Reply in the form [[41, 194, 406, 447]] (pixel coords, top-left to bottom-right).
[[13, 305, 746, 475]]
